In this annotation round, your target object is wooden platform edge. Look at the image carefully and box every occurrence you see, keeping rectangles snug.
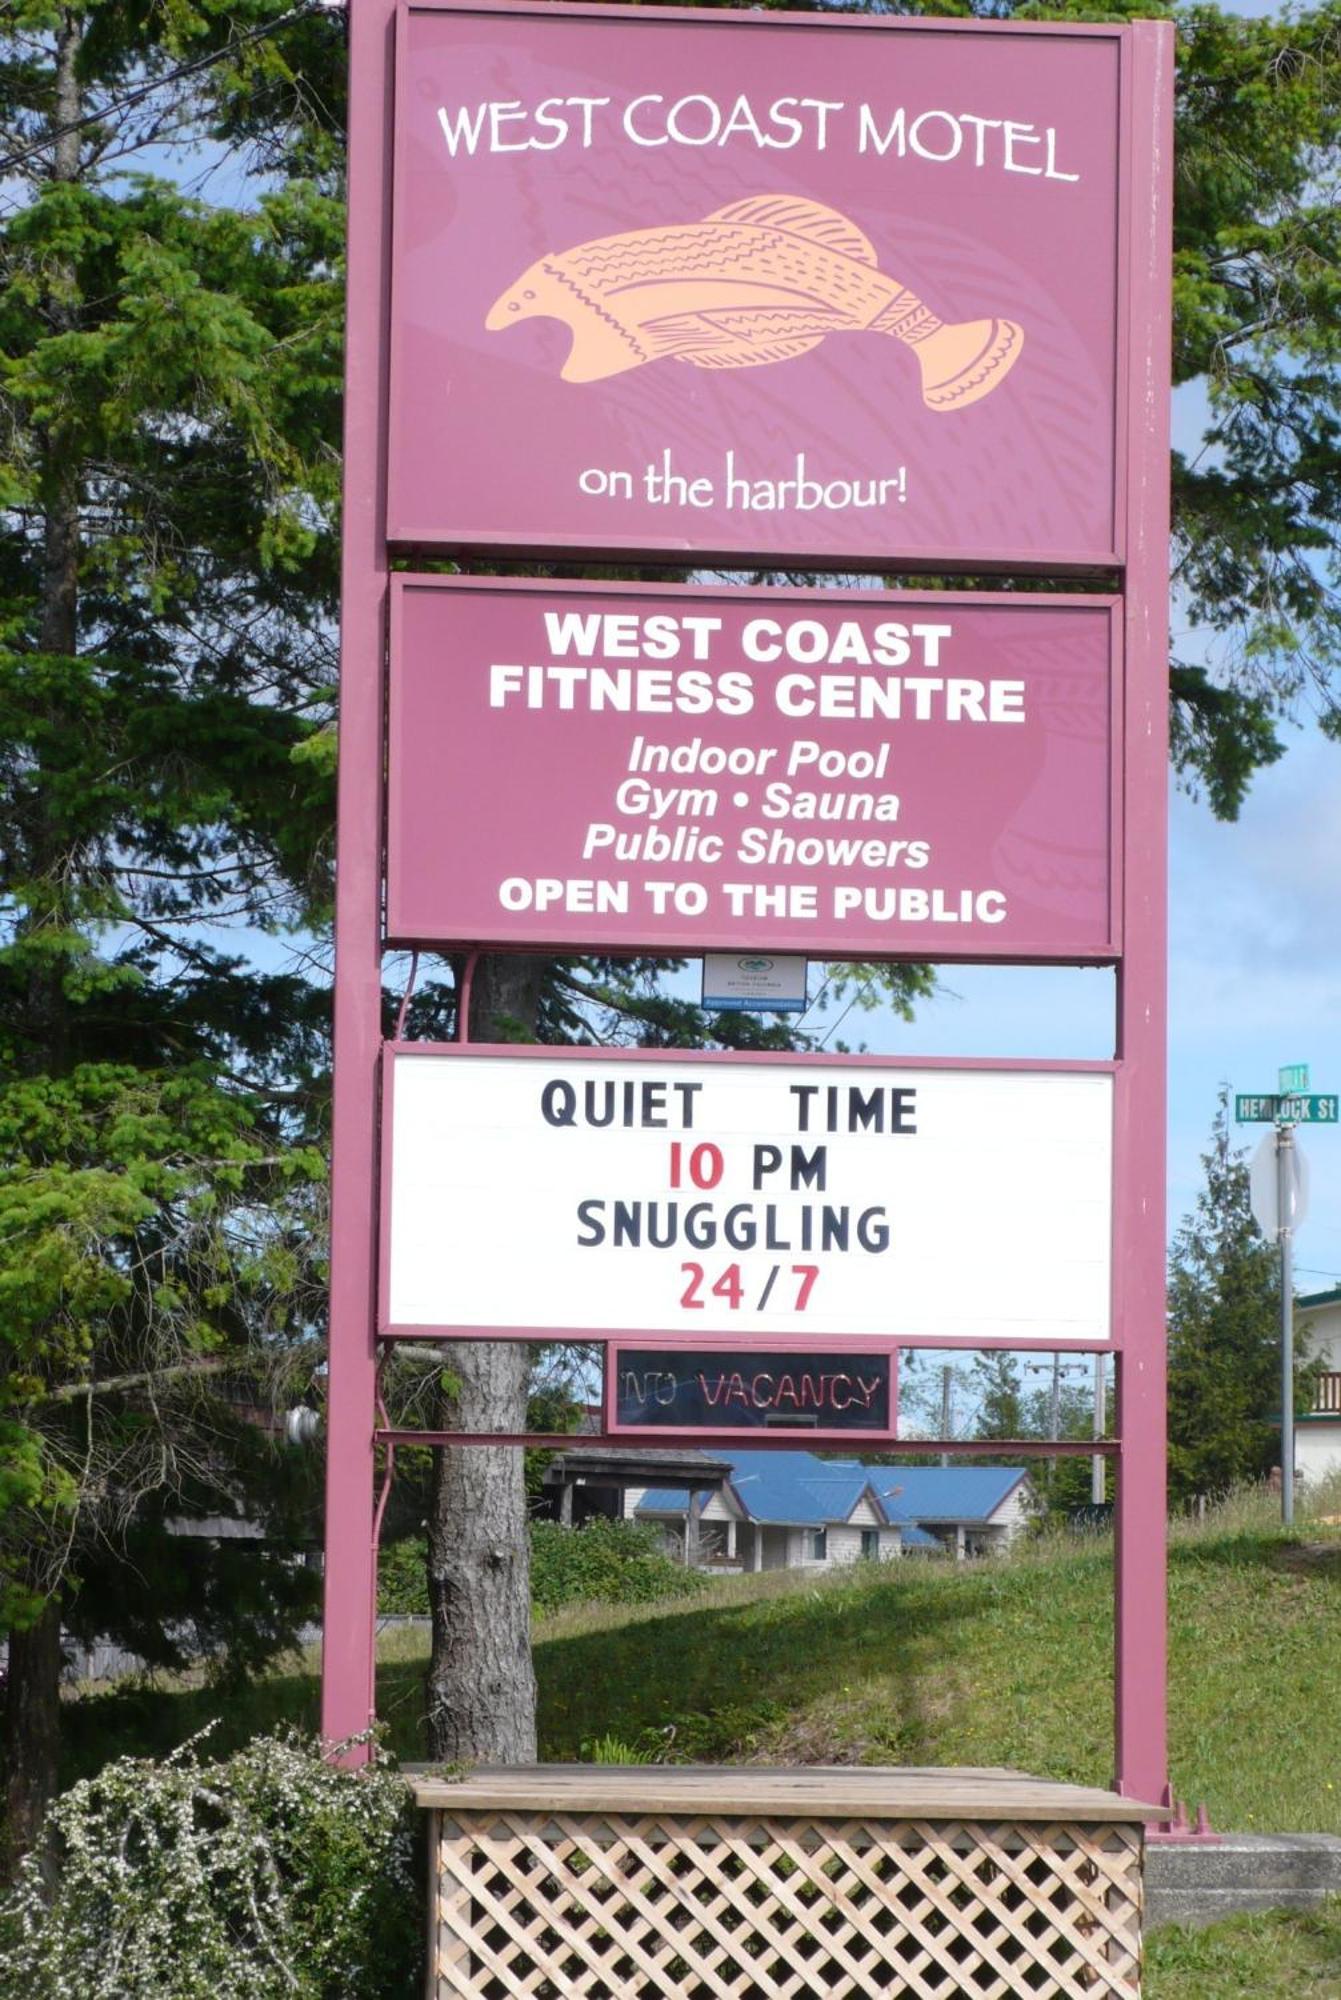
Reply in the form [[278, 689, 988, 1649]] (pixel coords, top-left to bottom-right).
[[403, 1762, 1173, 1822]]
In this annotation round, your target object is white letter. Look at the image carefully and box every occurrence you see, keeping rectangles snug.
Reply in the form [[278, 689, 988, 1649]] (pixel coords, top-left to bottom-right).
[[1003, 121, 1044, 175], [989, 681, 1026, 723], [531, 99, 570, 152], [436, 103, 490, 157], [911, 622, 951, 667], [544, 611, 602, 657], [572, 96, 610, 146], [488, 102, 530, 151], [743, 619, 782, 663], [490, 665, 525, 707], [958, 114, 1003, 168], [910, 110, 963, 163], [799, 98, 844, 149], [858, 104, 905, 158], [681, 616, 722, 661], [775, 674, 815, 716], [624, 95, 667, 146]]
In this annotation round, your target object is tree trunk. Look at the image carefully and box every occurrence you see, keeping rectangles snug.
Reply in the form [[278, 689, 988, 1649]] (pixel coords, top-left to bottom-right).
[[3, 1601, 63, 1881], [425, 1340, 537, 1763], [423, 954, 548, 1764]]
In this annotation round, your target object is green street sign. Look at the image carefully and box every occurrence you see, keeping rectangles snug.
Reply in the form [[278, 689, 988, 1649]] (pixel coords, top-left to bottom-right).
[[1279, 1063, 1310, 1094], [1278, 1094, 1338, 1124], [1238, 1092, 1339, 1124]]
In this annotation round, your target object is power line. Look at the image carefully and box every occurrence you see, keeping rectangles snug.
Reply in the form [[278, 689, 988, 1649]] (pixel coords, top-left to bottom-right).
[[0, 6, 325, 181]]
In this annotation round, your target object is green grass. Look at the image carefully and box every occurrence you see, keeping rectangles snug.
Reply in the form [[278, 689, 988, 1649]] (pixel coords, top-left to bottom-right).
[[531, 1507, 1341, 1834], [1146, 1904, 1341, 1997]]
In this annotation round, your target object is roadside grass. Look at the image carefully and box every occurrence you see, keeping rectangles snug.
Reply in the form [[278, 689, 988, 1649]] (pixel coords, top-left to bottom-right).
[[59, 1481, 1341, 1840], [1145, 1903, 1341, 1998]]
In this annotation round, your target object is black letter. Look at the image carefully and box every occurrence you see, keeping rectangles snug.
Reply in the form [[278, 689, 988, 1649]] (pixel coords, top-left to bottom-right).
[[543, 1080, 578, 1127], [789, 1084, 819, 1131], [576, 1199, 606, 1244]]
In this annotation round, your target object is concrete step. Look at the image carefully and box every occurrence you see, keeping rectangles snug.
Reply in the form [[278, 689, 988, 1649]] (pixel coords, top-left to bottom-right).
[[1146, 1833, 1341, 1929]]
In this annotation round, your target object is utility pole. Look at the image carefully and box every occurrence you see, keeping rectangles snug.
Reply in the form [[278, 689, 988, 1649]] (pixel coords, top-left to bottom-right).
[[939, 1366, 953, 1469], [1047, 1351, 1061, 1479]]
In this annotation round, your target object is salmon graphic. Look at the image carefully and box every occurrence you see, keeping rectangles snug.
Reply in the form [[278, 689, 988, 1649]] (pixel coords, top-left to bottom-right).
[[486, 194, 1023, 410]]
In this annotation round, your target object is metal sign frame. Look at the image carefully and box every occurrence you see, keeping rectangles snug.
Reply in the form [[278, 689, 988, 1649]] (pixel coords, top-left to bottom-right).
[[323, 0, 1173, 1824]]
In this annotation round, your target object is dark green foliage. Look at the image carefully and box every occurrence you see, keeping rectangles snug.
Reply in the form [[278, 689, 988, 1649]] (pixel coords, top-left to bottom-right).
[[0, 1731, 420, 1999], [1167, 1091, 1318, 1501], [0, 0, 347, 1855], [380, 1520, 707, 1617], [377, 1535, 431, 1618], [530, 1519, 709, 1615]]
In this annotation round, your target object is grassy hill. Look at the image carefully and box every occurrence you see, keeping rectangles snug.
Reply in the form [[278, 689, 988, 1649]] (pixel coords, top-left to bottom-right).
[[65, 1485, 1341, 1834], [530, 1499, 1341, 1836]]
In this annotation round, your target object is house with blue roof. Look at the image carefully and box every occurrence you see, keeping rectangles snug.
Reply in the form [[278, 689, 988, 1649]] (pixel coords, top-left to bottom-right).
[[629, 1451, 1033, 1571], [874, 1465, 1034, 1559]]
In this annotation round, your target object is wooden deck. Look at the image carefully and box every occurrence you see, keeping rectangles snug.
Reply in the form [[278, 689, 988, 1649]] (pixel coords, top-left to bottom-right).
[[408, 1761, 1170, 1823]]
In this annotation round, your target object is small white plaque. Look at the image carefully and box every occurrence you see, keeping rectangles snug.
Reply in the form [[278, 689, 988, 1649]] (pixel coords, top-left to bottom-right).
[[702, 954, 809, 1013]]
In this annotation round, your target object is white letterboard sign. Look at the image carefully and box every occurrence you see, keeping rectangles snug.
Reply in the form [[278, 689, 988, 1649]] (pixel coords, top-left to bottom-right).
[[382, 1048, 1113, 1345]]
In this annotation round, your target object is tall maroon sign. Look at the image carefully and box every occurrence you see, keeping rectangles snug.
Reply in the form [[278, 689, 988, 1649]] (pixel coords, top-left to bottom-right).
[[387, 578, 1119, 959], [389, 1, 1129, 569], [327, 0, 1175, 1817]]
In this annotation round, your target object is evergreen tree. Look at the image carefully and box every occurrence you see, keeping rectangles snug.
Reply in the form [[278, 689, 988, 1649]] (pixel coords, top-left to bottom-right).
[[1167, 1090, 1315, 1502], [0, 0, 345, 1862]]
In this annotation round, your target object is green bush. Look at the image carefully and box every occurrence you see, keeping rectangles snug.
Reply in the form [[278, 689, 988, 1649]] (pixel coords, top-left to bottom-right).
[[530, 1517, 707, 1615], [0, 1731, 420, 1999], [377, 1535, 430, 1616], [378, 1517, 707, 1618]]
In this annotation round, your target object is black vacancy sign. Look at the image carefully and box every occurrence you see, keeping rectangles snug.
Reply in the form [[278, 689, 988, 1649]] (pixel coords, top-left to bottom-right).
[[611, 1345, 894, 1435]]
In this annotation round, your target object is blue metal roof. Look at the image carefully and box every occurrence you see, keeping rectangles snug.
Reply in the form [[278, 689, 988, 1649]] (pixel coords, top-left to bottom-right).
[[637, 1486, 710, 1515], [636, 1456, 1028, 1530], [875, 1465, 1028, 1526], [637, 1451, 884, 1527], [726, 1451, 888, 1526]]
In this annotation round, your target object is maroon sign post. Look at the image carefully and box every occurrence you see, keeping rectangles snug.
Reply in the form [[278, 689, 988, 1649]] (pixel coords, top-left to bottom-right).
[[324, 0, 1173, 1821]]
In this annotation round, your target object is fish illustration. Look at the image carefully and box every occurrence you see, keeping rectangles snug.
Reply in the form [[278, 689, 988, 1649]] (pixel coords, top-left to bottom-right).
[[486, 194, 1023, 411]]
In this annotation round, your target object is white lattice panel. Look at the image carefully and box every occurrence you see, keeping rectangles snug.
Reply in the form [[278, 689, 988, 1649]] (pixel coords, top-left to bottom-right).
[[428, 1807, 1144, 1999]]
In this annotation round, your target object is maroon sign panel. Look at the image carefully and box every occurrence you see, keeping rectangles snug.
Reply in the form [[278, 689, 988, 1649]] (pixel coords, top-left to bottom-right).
[[388, 1, 1128, 569], [386, 578, 1120, 960]]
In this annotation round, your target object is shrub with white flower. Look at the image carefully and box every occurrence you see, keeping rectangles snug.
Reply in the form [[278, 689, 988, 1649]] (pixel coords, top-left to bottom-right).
[[0, 1730, 420, 1999]]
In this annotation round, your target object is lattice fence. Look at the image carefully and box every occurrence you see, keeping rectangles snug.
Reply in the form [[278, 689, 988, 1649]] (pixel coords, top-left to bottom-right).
[[428, 1807, 1144, 1999]]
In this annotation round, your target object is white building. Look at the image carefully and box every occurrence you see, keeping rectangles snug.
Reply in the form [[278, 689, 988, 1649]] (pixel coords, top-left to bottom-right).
[[1295, 1286, 1341, 1486]]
